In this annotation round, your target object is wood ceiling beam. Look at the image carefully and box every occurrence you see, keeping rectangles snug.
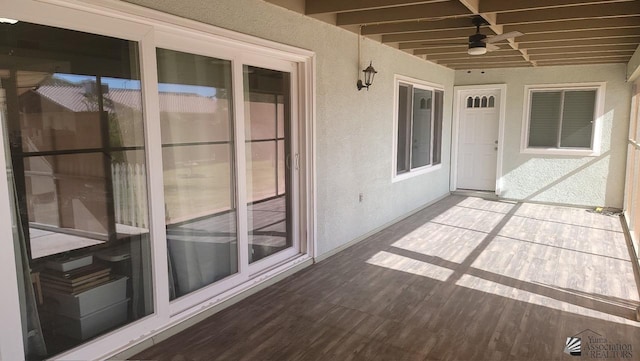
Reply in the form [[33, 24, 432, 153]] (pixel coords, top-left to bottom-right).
[[426, 51, 524, 61], [305, 0, 447, 15], [413, 46, 517, 54], [430, 55, 527, 64], [479, 0, 633, 13], [443, 61, 532, 69], [414, 48, 466, 55], [399, 40, 474, 49], [336, 1, 471, 26], [519, 36, 640, 48], [266, 0, 640, 70], [440, 57, 531, 64], [456, 0, 502, 34], [456, 0, 531, 64], [526, 44, 639, 54], [449, 63, 533, 69], [361, 17, 476, 35], [496, 2, 640, 25], [530, 50, 636, 60], [381, 28, 497, 43], [412, 45, 471, 54], [516, 28, 640, 43], [535, 57, 632, 65], [400, 40, 521, 50], [503, 16, 640, 35]]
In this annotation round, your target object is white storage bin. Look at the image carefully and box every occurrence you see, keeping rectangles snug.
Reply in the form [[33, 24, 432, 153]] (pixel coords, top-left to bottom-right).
[[46, 276, 128, 318], [57, 298, 129, 340], [45, 255, 93, 272]]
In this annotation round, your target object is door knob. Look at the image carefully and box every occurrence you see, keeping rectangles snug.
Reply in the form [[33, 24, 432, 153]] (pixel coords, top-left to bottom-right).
[[494, 140, 498, 144]]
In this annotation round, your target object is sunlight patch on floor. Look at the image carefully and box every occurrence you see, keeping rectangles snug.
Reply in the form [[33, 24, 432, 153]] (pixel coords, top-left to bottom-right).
[[471, 234, 640, 303], [456, 274, 640, 327], [391, 222, 487, 264], [429, 205, 507, 234], [366, 251, 454, 281]]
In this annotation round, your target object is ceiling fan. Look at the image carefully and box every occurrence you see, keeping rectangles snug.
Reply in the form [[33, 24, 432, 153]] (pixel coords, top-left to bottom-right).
[[467, 16, 523, 55]]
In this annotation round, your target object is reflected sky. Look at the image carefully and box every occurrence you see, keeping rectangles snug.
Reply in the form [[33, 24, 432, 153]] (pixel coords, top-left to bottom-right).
[[53, 73, 217, 97]]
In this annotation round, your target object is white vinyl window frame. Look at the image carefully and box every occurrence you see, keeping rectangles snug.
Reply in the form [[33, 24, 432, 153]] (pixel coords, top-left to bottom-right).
[[0, 0, 316, 360], [392, 75, 444, 182], [521, 82, 605, 156]]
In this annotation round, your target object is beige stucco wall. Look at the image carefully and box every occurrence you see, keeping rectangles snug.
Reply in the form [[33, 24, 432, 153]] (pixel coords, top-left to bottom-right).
[[121, 0, 456, 256], [455, 63, 631, 208], [628, 45, 640, 81]]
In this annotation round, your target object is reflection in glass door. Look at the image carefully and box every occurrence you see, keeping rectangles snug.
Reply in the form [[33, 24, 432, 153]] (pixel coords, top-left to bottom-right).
[[155, 46, 300, 305], [156, 49, 238, 300], [243, 66, 292, 264], [1, 21, 153, 359]]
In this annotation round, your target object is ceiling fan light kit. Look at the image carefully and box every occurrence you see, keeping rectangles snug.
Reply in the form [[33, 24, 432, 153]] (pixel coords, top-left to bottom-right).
[[468, 45, 487, 55], [468, 31, 487, 55], [466, 15, 523, 56]]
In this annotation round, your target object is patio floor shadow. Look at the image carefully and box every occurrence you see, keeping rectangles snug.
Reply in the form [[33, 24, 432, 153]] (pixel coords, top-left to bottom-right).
[[132, 195, 640, 361]]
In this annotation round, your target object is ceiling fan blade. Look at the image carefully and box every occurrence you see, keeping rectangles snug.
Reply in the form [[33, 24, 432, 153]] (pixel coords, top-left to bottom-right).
[[485, 31, 524, 44], [487, 44, 500, 52]]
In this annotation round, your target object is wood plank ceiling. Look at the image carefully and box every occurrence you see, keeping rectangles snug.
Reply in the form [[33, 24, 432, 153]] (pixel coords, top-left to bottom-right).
[[268, 0, 640, 70]]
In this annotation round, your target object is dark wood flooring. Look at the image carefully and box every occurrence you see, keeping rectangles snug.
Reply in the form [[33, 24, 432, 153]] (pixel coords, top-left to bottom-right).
[[132, 196, 640, 361]]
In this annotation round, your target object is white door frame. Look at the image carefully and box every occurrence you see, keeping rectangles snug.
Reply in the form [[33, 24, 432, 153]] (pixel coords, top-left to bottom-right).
[[450, 84, 507, 195]]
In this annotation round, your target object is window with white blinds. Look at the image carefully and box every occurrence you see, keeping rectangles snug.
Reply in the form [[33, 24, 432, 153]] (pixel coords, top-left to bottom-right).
[[524, 84, 602, 155]]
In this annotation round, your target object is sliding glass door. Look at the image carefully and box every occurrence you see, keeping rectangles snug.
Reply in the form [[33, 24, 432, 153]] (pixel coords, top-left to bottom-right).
[[154, 37, 300, 308], [156, 48, 238, 300], [1, 3, 311, 357], [244, 66, 294, 265], [0, 20, 153, 359]]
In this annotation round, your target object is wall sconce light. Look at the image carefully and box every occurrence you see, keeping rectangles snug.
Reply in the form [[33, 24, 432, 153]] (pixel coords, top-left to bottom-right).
[[356, 26, 378, 91], [357, 61, 377, 91]]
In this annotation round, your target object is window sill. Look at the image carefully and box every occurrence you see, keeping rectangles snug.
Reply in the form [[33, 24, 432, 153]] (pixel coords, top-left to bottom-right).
[[393, 164, 442, 183], [520, 147, 600, 157]]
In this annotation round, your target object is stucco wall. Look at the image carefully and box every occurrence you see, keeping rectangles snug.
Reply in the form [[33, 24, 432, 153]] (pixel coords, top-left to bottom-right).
[[629, 45, 640, 81], [455, 64, 631, 208], [120, 0, 455, 256]]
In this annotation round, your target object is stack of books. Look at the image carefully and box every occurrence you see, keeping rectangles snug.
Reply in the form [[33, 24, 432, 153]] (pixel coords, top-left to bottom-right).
[[40, 264, 112, 295]]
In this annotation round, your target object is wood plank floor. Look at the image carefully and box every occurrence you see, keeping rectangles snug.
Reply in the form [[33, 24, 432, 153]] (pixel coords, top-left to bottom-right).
[[132, 196, 640, 361]]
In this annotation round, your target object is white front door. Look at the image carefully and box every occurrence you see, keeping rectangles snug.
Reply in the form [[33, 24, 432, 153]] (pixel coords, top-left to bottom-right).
[[456, 90, 500, 191]]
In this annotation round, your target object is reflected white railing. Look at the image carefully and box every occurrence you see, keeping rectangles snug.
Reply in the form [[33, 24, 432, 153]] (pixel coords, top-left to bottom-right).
[[112, 162, 148, 229]]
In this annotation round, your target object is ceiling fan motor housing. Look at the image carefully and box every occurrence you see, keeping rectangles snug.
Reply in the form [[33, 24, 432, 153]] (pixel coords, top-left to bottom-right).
[[469, 33, 487, 49]]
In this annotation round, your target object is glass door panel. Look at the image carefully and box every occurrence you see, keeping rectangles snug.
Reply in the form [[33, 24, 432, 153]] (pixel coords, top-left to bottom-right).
[[243, 66, 292, 264], [1, 20, 153, 359], [156, 48, 238, 300]]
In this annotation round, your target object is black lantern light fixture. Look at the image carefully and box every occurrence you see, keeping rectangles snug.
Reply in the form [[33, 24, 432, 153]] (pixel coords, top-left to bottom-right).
[[356, 26, 378, 91], [357, 61, 377, 91]]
